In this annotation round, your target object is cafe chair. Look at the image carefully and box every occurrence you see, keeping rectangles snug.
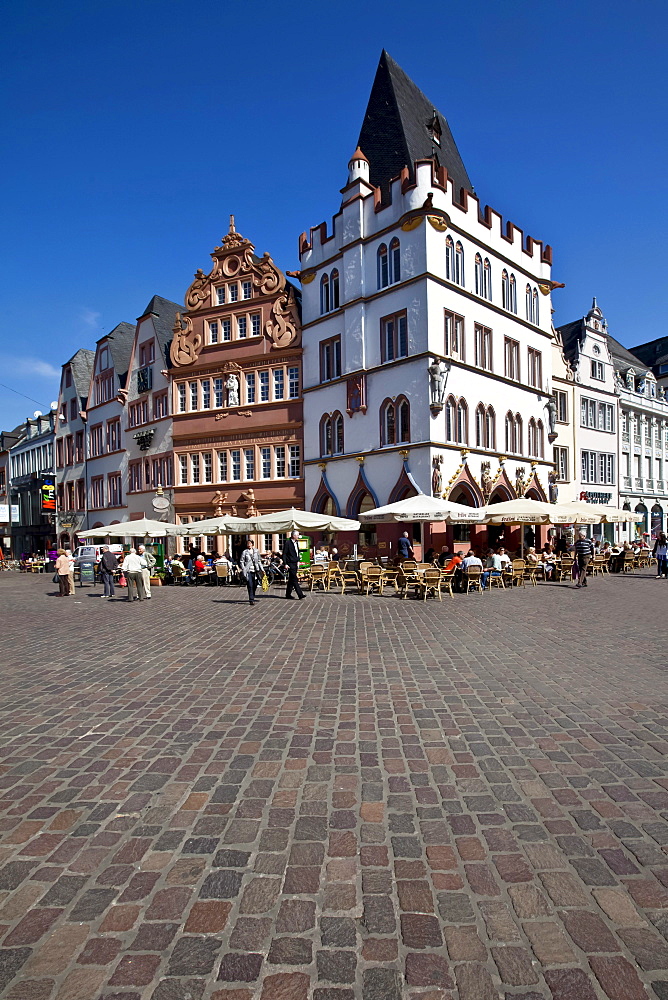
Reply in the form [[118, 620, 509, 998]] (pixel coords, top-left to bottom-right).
[[510, 560, 526, 587], [465, 567, 483, 594], [364, 566, 385, 596], [440, 568, 457, 598], [420, 567, 443, 601], [215, 564, 230, 586], [308, 565, 328, 591]]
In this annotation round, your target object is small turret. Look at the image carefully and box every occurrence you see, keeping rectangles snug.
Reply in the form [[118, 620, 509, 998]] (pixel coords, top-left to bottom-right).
[[348, 147, 370, 185]]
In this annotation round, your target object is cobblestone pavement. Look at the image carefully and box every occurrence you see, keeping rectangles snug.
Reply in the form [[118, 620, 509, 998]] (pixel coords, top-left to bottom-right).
[[0, 569, 667, 1000]]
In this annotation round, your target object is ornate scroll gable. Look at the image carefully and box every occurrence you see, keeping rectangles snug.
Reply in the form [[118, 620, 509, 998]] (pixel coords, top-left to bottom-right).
[[265, 284, 300, 349], [170, 313, 203, 368]]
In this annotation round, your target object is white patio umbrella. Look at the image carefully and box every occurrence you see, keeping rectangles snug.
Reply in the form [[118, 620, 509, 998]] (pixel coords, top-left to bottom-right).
[[359, 494, 483, 523], [78, 517, 182, 537], [178, 515, 254, 536], [564, 501, 643, 523], [242, 508, 360, 533], [480, 498, 601, 525]]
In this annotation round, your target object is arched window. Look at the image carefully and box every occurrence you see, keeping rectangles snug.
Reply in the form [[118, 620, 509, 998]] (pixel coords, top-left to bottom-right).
[[456, 399, 468, 444], [390, 238, 401, 284], [515, 413, 523, 454], [505, 411, 516, 454], [320, 274, 330, 315], [445, 236, 455, 281], [486, 406, 496, 450], [509, 274, 517, 313], [502, 270, 509, 310], [455, 242, 464, 286], [331, 269, 340, 310], [381, 399, 396, 445], [445, 395, 456, 442], [398, 398, 410, 442], [536, 419, 544, 458], [528, 418, 537, 458], [334, 413, 344, 454], [533, 288, 539, 325], [483, 258, 491, 300], [381, 398, 410, 446], [377, 244, 389, 289], [321, 415, 332, 456], [475, 404, 485, 447], [475, 253, 483, 296]]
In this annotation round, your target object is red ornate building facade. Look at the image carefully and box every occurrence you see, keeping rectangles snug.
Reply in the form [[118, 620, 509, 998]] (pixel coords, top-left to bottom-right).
[[171, 219, 303, 551]]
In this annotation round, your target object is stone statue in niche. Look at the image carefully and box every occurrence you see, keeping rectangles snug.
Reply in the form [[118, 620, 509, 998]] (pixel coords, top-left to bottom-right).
[[545, 396, 557, 434], [428, 358, 449, 406], [548, 470, 559, 503], [225, 374, 239, 407], [626, 369, 635, 390], [515, 466, 527, 498], [432, 455, 443, 496], [638, 377, 647, 395], [481, 461, 493, 502]]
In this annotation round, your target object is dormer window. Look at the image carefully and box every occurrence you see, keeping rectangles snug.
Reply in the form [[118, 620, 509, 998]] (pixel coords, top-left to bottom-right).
[[99, 347, 109, 370], [427, 111, 442, 146]]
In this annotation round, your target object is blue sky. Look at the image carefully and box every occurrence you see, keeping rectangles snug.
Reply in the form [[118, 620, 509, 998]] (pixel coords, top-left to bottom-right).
[[1, 0, 666, 430]]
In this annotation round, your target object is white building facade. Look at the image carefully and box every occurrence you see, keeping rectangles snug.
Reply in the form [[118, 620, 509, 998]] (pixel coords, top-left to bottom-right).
[[299, 52, 557, 556]]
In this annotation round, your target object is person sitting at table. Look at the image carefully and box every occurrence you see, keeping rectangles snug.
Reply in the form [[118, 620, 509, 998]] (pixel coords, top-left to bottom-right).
[[497, 547, 511, 569], [526, 546, 539, 566], [313, 543, 329, 564], [194, 554, 207, 575], [424, 547, 436, 564], [438, 545, 452, 567], [461, 550, 483, 585], [555, 536, 569, 556], [482, 549, 502, 590], [541, 544, 556, 579]]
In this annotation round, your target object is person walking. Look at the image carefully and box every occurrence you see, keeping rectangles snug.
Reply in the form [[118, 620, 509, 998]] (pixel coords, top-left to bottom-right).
[[121, 548, 147, 602], [54, 548, 70, 597], [65, 548, 75, 595], [240, 538, 265, 606], [99, 545, 118, 599], [283, 530, 305, 600], [653, 531, 668, 578], [137, 544, 156, 598], [398, 531, 414, 562], [574, 531, 595, 588]]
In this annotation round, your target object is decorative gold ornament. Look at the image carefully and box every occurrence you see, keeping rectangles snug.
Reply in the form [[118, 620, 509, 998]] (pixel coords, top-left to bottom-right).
[[401, 216, 423, 231], [427, 216, 448, 232], [300, 271, 316, 285]]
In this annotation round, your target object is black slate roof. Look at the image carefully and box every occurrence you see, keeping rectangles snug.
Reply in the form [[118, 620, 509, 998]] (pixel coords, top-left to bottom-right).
[[555, 319, 585, 366], [101, 322, 136, 387], [606, 335, 648, 373], [358, 50, 473, 200], [66, 348, 95, 404], [629, 336, 668, 373], [137, 295, 183, 367]]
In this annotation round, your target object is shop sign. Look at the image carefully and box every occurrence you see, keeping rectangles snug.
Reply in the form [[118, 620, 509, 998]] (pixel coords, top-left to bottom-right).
[[0, 504, 8, 522], [41, 475, 56, 512], [579, 491, 612, 504]]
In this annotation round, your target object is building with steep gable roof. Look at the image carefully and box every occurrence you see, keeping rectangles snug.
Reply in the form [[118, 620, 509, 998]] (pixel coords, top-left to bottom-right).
[[55, 347, 95, 547]]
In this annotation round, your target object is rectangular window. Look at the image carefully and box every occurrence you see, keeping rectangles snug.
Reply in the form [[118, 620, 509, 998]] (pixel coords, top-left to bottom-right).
[[70, 399, 78, 421], [231, 449, 241, 481], [474, 324, 493, 371], [154, 392, 168, 419], [177, 383, 186, 412], [259, 371, 270, 402], [553, 446, 569, 482], [320, 336, 342, 381], [504, 338, 520, 381], [65, 368, 72, 387], [527, 348, 542, 389], [237, 316, 247, 339], [273, 369, 284, 400], [288, 366, 299, 398], [264, 534, 272, 553], [289, 445, 301, 479], [581, 450, 615, 484], [218, 451, 228, 481], [251, 313, 261, 337], [216, 286, 225, 305], [190, 453, 200, 484], [591, 359, 604, 380], [244, 448, 255, 480], [444, 310, 464, 359], [209, 321, 219, 344], [214, 378, 224, 408], [91, 477, 104, 508], [56, 438, 64, 467], [601, 402, 614, 432], [275, 445, 286, 478], [261, 447, 271, 479], [107, 419, 121, 451], [246, 372, 256, 404], [202, 452, 212, 483], [190, 381, 198, 410], [242, 280, 252, 300], [139, 341, 155, 366], [229, 283, 238, 302], [75, 430, 84, 462], [222, 319, 231, 341], [108, 474, 122, 506], [201, 379, 211, 409], [555, 389, 567, 422], [381, 311, 408, 363], [65, 435, 74, 465], [90, 425, 104, 457], [179, 455, 188, 484], [129, 462, 142, 492]]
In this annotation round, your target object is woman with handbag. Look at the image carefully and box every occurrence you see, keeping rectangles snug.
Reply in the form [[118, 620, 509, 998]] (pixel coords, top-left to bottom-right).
[[240, 538, 265, 606], [54, 549, 71, 597]]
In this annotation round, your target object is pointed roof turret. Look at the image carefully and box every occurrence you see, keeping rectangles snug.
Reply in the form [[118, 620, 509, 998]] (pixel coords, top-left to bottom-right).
[[358, 50, 473, 200]]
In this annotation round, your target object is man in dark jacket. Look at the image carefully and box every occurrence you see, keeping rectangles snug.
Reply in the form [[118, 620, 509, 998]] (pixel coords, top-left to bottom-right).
[[282, 530, 305, 600], [99, 545, 119, 599], [574, 532, 595, 588]]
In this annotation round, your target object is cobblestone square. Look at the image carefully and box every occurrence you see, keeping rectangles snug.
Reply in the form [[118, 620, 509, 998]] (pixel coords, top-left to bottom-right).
[[0, 570, 667, 999]]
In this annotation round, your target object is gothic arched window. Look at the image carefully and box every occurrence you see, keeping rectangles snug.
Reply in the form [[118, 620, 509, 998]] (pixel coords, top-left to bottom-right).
[[390, 238, 401, 284], [377, 244, 389, 289], [320, 274, 330, 315], [445, 236, 455, 281]]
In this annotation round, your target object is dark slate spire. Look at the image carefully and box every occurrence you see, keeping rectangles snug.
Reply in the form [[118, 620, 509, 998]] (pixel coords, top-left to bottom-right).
[[358, 50, 473, 200]]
